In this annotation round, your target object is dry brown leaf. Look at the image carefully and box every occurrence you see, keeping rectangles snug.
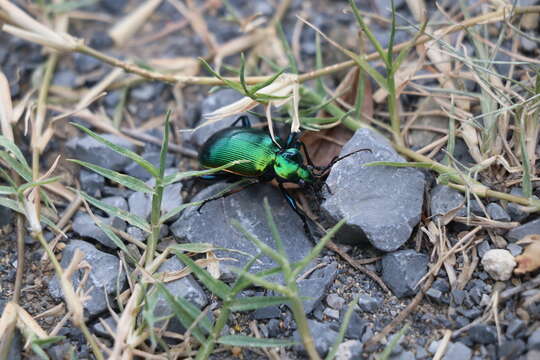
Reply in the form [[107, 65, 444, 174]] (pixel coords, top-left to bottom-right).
[[514, 234, 540, 274], [301, 67, 373, 167]]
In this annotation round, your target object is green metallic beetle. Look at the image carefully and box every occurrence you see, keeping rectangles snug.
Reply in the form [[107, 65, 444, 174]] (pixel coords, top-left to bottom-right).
[[198, 115, 369, 239]]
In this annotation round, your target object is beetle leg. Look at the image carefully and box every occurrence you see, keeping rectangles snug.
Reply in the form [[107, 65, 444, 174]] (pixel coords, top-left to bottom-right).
[[278, 183, 315, 241], [231, 115, 252, 128], [199, 171, 238, 181], [197, 179, 258, 213]]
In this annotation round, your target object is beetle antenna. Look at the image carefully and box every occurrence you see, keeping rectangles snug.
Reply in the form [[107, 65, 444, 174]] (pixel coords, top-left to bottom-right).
[[314, 148, 372, 177]]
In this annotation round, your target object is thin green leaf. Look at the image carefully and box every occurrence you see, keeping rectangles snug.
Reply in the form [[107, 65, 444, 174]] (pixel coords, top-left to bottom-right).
[[0, 151, 32, 182], [77, 190, 150, 232], [155, 283, 210, 343], [0, 185, 16, 195], [95, 222, 138, 264], [325, 297, 357, 360], [249, 69, 286, 94], [17, 177, 62, 193], [229, 296, 290, 312], [292, 220, 345, 278], [162, 160, 249, 186], [217, 335, 296, 347], [69, 159, 153, 193], [0, 135, 30, 168], [349, 0, 389, 66], [230, 219, 286, 268], [159, 110, 172, 180], [377, 324, 410, 360], [70, 122, 158, 178], [519, 116, 532, 198], [199, 58, 244, 93], [31, 336, 64, 347], [173, 251, 231, 300], [263, 198, 286, 259], [275, 21, 298, 74], [315, 33, 325, 96], [0, 197, 23, 213], [229, 266, 290, 294], [387, 0, 397, 66], [239, 53, 251, 97], [169, 243, 217, 253], [392, 19, 428, 72], [364, 161, 435, 169]]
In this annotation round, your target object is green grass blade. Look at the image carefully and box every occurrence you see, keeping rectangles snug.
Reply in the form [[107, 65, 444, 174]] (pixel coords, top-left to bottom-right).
[[376, 324, 410, 360], [239, 53, 251, 97], [158, 110, 172, 179], [229, 296, 290, 312], [95, 221, 139, 264], [18, 176, 62, 193], [387, 0, 397, 66], [0, 185, 16, 195], [0, 135, 30, 168], [155, 283, 210, 343], [71, 122, 159, 178], [263, 198, 286, 258], [275, 21, 298, 74], [77, 190, 150, 232], [349, 0, 389, 66], [292, 220, 345, 278], [199, 58, 244, 93], [217, 335, 297, 347], [392, 19, 428, 73], [0, 197, 23, 213], [325, 297, 357, 360], [173, 251, 231, 300], [162, 160, 249, 185], [0, 151, 32, 182], [169, 243, 217, 253], [69, 159, 153, 193]]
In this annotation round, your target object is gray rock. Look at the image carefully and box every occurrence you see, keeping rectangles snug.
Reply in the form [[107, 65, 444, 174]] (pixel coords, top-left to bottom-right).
[[153, 257, 207, 332], [53, 70, 77, 87], [191, 89, 256, 147], [323, 307, 340, 320], [527, 350, 540, 360], [48, 240, 125, 316], [127, 226, 146, 242], [297, 263, 338, 314], [382, 250, 429, 298], [520, 33, 538, 52], [171, 182, 313, 276], [358, 294, 380, 312], [506, 318, 526, 338], [443, 342, 472, 360], [507, 218, 540, 242], [253, 306, 281, 320], [469, 324, 497, 344], [74, 53, 101, 73], [102, 196, 128, 212], [451, 289, 466, 306], [507, 188, 537, 222], [128, 169, 183, 222], [500, 340, 526, 358], [431, 184, 466, 218], [131, 83, 160, 102], [293, 320, 338, 356], [335, 340, 363, 360], [415, 346, 429, 359], [79, 169, 104, 197], [67, 133, 137, 171], [72, 212, 126, 249], [101, 0, 127, 14], [529, 328, 540, 350], [333, 311, 367, 340], [477, 240, 491, 258], [322, 129, 425, 251], [432, 278, 450, 293], [326, 293, 345, 310], [507, 243, 523, 256], [124, 152, 174, 180], [487, 203, 511, 222], [426, 288, 443, 303], [390, 350, 415, 360], [92, 316, 117, 337]]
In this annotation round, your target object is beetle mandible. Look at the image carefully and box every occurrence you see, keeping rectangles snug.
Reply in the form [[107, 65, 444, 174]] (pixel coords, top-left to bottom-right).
[[197, 115, 370, 239]]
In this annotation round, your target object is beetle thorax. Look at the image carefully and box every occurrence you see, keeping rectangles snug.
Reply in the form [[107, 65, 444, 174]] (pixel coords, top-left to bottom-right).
[[273, 148, 314, 184]]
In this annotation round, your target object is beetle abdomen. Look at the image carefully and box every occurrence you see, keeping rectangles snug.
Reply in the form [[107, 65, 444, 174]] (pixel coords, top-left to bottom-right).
[[199, 128, 278, 177]]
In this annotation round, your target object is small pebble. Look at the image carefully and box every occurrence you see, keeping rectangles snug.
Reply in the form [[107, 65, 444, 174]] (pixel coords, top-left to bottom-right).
[[326, 293, 346, 310], [481, 249, 516, 281]]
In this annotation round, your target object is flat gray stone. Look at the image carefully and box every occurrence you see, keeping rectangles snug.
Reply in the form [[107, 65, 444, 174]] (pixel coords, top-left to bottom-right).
[[153, 257, 207, 332], [48, 240, 125, 316], [293, 320, 338, 357], [431, 184, 466, 218], [298, 263, 338, 314], [170, 183, 313, 277], [382, 250, 429, 298], [507, 218, 540, 242], [322, 129, 425, 251], [72, 212, 126, 249], [67, 133, 136, 171]]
